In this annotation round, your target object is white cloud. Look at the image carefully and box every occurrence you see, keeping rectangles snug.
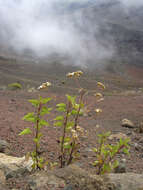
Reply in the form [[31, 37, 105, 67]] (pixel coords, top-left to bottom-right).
[[0, 0, 114, 66], [119, 0, 143, 7]]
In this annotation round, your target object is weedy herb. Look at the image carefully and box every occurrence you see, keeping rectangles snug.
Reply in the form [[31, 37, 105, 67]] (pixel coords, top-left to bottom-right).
[[54, 71, 87, 168], [93, 132, 130, 175], [19, 82, 52, 170], [55, 71, 107, 168], [54, 93, 86, 168]]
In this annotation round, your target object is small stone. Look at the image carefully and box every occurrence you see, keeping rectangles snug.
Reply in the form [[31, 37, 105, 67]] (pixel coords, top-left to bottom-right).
[[108, 133, 128, 140], [134, 143, 142, 151], [58, 183, 65, 188], [75, 162, 83, 167], [114, 159, 126, 173], [28, 87, 37, 93], [0, 139, 10, 154], [121, 119, 135, 128], [88, 112, 92, 117], [139, 137, 143, 144], [139, 154, 143, 158], [138, 122, 143, 133], [126, 132, 132, 136], [63, 184, 74, 190], [0, 86, 7, 91], [85, 148, 92, 152]]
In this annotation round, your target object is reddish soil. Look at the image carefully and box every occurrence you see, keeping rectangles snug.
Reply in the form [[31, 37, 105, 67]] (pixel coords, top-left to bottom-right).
[[0, 60, 143, 188]]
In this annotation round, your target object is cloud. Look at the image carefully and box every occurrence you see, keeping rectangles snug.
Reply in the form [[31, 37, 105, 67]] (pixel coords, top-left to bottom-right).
[[0, 0, 116, 67], [119, 0, 143, 7]]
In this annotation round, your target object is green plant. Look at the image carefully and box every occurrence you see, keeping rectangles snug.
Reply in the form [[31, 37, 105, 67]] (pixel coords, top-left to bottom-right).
[[54, 71, 85, 167], [8, 82, 22, 89], [54, 92, 86, 168], [93, 132, 130, 175], [54, 71, 106, 168], [19, 82, 52, 170]]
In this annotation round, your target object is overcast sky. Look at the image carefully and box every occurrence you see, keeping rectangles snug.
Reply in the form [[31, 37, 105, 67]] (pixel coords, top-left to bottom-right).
[[0, 0, 142, 66]]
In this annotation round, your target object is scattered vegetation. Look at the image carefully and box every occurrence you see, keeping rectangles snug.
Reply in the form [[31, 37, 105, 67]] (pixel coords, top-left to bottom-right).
[[19, 71, 130, 174]]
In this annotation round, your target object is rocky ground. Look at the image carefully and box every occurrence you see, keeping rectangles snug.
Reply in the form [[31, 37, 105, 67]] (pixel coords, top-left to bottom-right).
[[0, 60, 143, 189]]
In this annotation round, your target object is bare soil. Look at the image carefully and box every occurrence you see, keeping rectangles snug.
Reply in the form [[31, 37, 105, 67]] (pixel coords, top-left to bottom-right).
[[0, 60, 143, 189]]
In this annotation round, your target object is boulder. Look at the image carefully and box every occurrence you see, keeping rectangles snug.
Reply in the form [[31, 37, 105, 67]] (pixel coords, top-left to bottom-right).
[[27, 164, 143, 190], [0, 153, 33, 179], [28, 164, 107, 190], [121, 119, 135, 128], [107, 173, 143, 190], [0, 154, 142, 190]]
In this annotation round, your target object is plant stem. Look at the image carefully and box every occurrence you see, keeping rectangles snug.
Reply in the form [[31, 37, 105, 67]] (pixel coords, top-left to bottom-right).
[[74, 90, 84, 130], [35, 101, 42, 169], [60, 101, 71, 168], [67, 91, 84, 165]]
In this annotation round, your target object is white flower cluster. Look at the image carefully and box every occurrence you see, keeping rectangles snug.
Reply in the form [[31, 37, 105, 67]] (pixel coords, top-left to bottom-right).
[[37, 82, 51, 90]]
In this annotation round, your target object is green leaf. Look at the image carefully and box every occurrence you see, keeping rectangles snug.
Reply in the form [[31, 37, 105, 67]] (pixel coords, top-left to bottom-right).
[[123, 138, 130, 146], [102, 163, 111, 174], [56, 103, 66, 112], [119, 138, 124, 145], [112, 160, 119, 169], [38, 157, 44, 163], [93, 148, 98, 152], [54, 121, 63, 127], [54, 116, 64, 121], [66, 95, 76, 105], [56, 107, 66, 112], [56, 103, 66, 108], [19, 128, 32, 135], [33, 139, 40, 147], [39, 119, 49, 126], [111, 145, 118, 156], [71, 109, 78, 115], [66, 121, 74, 131], [40, 97, 52, 104], [93, 160, 99, 166], [40, 107, 52, 116], [38, 133, 43, 139], [23, 112, 35, 122], [33, 138, 39, 143], [105, 131, 111, 137], [31, 151, 36, 157], [38, 162, 44, 169], [64, 137, 71, 142], [29, 99, 39, 107], [63, 143, 72, 149], [79, 110, 84, 116], [73, 104, 79, 110], [32, 163, 36, 169], [80, 102, 84, 108], [123, 148, 129, 155]]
